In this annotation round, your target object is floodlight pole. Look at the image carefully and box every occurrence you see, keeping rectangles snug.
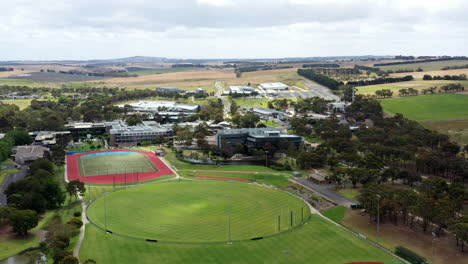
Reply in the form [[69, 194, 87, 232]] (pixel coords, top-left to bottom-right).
[[104, 194, 108, 231], [227, 194, 232, 242]]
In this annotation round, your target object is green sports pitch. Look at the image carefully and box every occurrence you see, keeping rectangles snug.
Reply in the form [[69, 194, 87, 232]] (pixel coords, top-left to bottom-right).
[[87, 181, 310, 242], [78, 152, 158, 177]]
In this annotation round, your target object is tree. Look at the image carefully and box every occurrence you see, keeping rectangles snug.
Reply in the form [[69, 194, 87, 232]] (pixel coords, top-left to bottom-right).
[[10, 209, 38, 236], [6, 129, 32, 145], [60, 256, 79, 264], [230, 101, 239, 115], [66, 180, 86, 200], [126, 115, 143, 126]]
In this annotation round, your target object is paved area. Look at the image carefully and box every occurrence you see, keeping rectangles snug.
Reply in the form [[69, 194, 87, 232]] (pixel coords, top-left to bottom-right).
[[215, 80, 231, 117], [0, 163, 28, 207], [274, 79, 340, 101], [292, 178, 355, 207]]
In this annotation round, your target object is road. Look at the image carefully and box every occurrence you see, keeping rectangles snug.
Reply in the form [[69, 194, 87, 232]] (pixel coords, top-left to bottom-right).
[[215, 80, 231, 117], [274, 79, 340, 101], [0, 163, 28, 207], [292, 178, 355, 207]]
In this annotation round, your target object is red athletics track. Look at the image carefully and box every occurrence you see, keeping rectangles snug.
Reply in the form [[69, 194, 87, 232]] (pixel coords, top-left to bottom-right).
[[66, 150, 176, 184]]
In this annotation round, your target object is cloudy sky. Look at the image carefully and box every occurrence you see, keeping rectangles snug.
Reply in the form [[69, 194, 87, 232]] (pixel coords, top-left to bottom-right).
[[1, 0, 467, 60]]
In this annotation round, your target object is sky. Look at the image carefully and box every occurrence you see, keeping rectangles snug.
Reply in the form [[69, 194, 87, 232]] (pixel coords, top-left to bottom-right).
[[1, 0, 467, 60]]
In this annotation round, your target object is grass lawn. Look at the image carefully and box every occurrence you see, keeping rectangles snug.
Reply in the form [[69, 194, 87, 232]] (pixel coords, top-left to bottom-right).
[[259, 120, 282, 127], [232, 97, 270, 108], [322, 206, 347, 223], [87, 181, 310, 242], [78, 152, 157, 176], [356, 80, 468, 96], [0, 99, 49, 110], [380, 93, 468, 121], [337, 188, 361, 200], [161, 148, 281, 173], [178, 171, 291, 188], [0, 211, 56, 260], [81, 214, 400, 264], [0, 168, 19, 185]]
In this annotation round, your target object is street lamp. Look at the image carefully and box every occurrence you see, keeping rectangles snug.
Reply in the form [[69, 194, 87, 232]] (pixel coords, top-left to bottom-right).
[[432, 232, 437, 264], [376, 194, 381, 245]]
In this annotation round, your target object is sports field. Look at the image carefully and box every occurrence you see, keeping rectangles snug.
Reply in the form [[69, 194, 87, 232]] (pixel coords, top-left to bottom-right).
[[78, 151, 157, 177], [79, 155, 402, 264], [87, 181, 310, 242], [67, 150, 175, 184], [380, 94, 468, 121]]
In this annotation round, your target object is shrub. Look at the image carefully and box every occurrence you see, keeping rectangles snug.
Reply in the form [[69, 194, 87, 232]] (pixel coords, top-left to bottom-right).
[[395, 246, 426, 264], [67, 217, 83, 229], [73, 211, 81, 217]]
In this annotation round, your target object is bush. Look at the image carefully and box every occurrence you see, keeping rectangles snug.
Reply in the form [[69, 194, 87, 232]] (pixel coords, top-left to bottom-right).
[[67, 217, 83, 229], [73, 211, 81, 217], [395, 246, 426, 264]]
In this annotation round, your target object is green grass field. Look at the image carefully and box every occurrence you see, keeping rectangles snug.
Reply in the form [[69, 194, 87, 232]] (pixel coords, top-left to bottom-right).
[[87, 181, 309, 242], [356, 80, 468, 96], [78, 152, 157, 176], [377, 59, 468, 71], [178, 171, 291, 188], [380, 94, 468, 121], [81, 212, 399, 264], [323, 206, 347, 223]]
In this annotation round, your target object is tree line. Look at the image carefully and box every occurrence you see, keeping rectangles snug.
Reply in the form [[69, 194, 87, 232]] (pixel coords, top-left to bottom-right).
[[374, 57, 468, 66], [347, 75, 413, 86], [297, 69, 343, 90], [423, 74, 467, 80]]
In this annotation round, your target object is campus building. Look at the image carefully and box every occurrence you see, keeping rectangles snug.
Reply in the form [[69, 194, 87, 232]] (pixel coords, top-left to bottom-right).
[[229, 86, 258, 95], [258, 82, 289, 91], [127, 101, 199, 113], [13, 145, 49, 164], [106, 120, 173, 147], [243, 107, 287, 121], [215, 128, 303, 151], [65, 122, 106, 139]]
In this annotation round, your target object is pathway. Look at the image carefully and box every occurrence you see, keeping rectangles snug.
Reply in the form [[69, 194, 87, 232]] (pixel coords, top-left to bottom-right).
[[292, 178, 355, 207], [0, 162, 28, 207]]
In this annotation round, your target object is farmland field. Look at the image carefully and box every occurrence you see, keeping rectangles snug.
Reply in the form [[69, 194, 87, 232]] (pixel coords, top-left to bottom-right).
[[421, 120, 468, 145], [376, 59, 468, 71], [380, 94, 468, 121], [6, 71, 106, 82], [128, 67, 203, 76], [390, 68, 468, 79], [357, 80, 468, 96], [380, 94, 468, 144]]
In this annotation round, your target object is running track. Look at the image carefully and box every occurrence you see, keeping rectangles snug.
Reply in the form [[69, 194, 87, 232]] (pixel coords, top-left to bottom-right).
[[67, 150, 175, 184]]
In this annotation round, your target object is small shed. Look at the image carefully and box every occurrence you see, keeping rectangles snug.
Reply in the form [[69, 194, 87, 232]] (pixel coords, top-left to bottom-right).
[[308, 172, 328, 184], [154, 149, 167, 157]]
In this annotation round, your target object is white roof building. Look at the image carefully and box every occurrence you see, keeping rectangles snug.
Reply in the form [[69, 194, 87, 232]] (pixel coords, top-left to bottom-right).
[[259, 82, 289, 90], [125, 101, 199, 113], [229, 86, 257, 95]]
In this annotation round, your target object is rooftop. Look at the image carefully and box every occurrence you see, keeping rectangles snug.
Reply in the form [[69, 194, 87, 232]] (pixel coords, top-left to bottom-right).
[[125, 100, 199, 112], [106, 120, 172, 135]]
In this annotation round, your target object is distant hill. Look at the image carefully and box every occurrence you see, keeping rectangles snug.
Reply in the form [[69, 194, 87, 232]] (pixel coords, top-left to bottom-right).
[[0, 55, 393, 65]]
